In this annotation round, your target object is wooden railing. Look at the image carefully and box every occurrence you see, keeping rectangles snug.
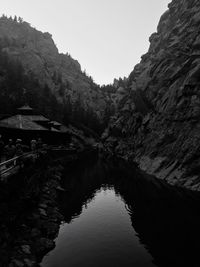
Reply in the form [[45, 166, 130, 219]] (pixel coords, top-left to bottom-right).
[[0, 151, 41, 179], [0, 145, 75, 180]]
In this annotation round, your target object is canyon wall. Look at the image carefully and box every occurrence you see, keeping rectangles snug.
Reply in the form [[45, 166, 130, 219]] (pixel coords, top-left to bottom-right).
[[105, 0, 200, 190]]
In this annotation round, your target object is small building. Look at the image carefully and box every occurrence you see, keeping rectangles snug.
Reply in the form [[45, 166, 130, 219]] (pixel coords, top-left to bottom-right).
[[0, 105, 71, 145]]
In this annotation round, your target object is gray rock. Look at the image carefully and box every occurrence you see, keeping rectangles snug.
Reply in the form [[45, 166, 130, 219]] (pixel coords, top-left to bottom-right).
[[24, 259, 35, 267], [31, 228, 41, 238], [39, 203, 48, 209], [21, 245, 31, 254], [11, 259, 24, 267], [35, 238, 55, 254], [39, 208, 47, 217]]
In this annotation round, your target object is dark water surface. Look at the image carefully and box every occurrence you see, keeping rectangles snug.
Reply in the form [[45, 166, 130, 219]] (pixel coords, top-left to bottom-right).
[[41, 158, 200, 267]]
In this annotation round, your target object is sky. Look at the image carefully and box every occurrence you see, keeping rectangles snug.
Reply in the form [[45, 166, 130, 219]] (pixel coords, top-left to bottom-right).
[[1, 0, 170, 85]]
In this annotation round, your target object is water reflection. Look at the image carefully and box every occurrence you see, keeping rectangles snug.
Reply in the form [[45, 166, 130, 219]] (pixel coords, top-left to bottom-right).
[[42, 158, 200, 267]]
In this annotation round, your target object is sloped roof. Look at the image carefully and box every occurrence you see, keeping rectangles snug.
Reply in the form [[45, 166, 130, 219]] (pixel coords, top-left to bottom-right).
[[0, 115, 48, 131], [27, 115, 50, 122], [0, 108, 68, 133], [17, 105, 33, 111]]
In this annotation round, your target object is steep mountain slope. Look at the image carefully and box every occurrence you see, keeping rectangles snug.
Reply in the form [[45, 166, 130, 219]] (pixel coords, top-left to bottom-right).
[[0, 16, 115, 133], [105, 0, 200, 190]]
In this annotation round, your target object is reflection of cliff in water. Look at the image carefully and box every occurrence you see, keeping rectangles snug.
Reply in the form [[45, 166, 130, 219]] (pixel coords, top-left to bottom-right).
[[59, 158, 200, 267]]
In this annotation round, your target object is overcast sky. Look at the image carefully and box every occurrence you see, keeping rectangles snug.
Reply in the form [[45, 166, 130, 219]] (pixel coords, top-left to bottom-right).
[[1, 0, 170, 85]]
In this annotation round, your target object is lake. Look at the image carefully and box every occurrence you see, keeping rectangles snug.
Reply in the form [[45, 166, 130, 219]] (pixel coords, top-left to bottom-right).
[[41, 157, 200, 267]]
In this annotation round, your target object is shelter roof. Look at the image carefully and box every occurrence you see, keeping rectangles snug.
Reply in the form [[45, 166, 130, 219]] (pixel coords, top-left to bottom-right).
[[0, 115, 48, 131], [17, 105, 33, 111]]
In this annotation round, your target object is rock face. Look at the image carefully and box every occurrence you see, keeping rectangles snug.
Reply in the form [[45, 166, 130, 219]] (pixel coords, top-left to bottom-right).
[[0, 16, 115, 131], [105, 0, 200, 190]]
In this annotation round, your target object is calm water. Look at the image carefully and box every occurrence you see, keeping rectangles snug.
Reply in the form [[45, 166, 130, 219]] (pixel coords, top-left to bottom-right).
[[42, 187, 155, 267], [41, 158, 200, 267]]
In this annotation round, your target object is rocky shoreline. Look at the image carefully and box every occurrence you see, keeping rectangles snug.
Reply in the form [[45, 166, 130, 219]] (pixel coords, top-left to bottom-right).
[[0, 149, 97, 267], [102, 137, 200, 192], [5, 162, 64, 267]]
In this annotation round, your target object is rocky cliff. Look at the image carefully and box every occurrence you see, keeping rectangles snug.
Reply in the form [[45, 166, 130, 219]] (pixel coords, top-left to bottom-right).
[[104, 0, 200, 190], [0, 16, 116, 133]]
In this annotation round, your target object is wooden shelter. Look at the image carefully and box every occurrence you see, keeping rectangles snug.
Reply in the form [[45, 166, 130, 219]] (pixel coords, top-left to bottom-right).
[[0, 105, 71, 145]]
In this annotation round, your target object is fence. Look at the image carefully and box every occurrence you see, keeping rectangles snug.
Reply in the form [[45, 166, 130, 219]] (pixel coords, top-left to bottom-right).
[[0, 145, 74, 180], [0, 151, 41, 179]]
